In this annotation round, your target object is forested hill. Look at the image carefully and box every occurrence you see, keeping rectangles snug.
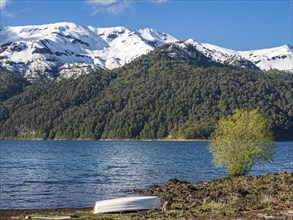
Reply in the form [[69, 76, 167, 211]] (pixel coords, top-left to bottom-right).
[[0, 44, 292, 140]]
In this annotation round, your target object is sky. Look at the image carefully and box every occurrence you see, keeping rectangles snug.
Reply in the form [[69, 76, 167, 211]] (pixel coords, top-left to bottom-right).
[[0, 0, 292, 50]]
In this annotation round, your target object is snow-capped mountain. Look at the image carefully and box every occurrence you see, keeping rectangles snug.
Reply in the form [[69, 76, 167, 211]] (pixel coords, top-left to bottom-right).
[[0, 22, 178, 80], [185, 39, 293, 71], [0, 22, 292, 80]]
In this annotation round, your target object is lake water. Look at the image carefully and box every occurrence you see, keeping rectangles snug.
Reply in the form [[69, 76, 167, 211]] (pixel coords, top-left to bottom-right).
[[0, 141, 292, 209]]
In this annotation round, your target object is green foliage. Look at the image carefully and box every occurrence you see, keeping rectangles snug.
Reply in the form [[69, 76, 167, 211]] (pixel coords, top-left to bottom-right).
[[0, 45, 292, 140], [209, 109, 275, 176], [0, 71, 30, 102]]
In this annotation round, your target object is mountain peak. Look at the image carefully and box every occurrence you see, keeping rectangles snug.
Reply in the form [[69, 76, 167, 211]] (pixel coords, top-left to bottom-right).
[[282, 44, 293, 51], [0, 22, 179, 80], [0, 22, 292, 81]]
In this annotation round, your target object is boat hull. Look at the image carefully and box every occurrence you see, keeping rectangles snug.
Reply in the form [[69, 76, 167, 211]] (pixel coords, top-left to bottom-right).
[[93, 196, 161, 214]]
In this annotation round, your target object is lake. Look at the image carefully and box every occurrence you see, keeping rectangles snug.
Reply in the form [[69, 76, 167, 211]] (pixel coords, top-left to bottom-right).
[[0, 141, 292, 209]]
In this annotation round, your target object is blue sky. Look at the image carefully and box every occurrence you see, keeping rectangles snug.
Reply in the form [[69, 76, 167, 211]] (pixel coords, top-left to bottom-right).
[[0, 0, 292, 50]]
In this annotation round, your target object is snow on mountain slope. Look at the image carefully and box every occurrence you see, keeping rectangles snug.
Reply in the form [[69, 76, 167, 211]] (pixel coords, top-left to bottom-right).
[[185, 39, 293, 71], [0, 22, 178, 80], [87, 26, 178, 69], [238, 44, 293, 71], [0, 22, 108, 79], [0, 22, 292, 81]]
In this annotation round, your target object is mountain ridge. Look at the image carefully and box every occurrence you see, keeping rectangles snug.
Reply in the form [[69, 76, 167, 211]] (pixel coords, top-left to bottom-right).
[[0, 22, 292, 80], [0, 44, 292, 140]]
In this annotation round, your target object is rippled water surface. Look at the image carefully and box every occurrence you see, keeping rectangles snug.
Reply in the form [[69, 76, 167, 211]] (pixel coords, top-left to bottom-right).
[[0, 141, 292, 209]]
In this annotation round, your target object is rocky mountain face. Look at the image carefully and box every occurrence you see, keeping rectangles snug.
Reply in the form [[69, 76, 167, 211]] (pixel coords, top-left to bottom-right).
[[0, 22, 292, 80]]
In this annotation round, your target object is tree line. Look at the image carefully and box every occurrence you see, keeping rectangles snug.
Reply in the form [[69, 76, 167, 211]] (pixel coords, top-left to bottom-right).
[[0, 45, 292, 140]]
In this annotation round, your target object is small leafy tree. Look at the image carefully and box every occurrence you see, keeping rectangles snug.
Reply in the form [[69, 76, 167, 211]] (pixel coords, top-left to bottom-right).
[[209, 109, 275, 176]]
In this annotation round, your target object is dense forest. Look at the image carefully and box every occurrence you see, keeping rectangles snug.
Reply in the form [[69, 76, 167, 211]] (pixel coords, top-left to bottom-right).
[[0, 44, 292, 140]]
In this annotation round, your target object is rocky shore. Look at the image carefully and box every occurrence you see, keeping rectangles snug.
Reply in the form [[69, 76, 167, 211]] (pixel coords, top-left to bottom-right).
[[1, 172, 292, 220]]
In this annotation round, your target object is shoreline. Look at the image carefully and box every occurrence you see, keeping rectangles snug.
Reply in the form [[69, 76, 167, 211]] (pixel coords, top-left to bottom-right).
[[0, 208, 92, 220], [1, 172, 292, 220], [0, 138, 211, 142], [1, 138, 292, 142]]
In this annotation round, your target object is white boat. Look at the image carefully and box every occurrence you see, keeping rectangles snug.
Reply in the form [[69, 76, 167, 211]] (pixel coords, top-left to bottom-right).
[[93, 196, 161, 214]]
